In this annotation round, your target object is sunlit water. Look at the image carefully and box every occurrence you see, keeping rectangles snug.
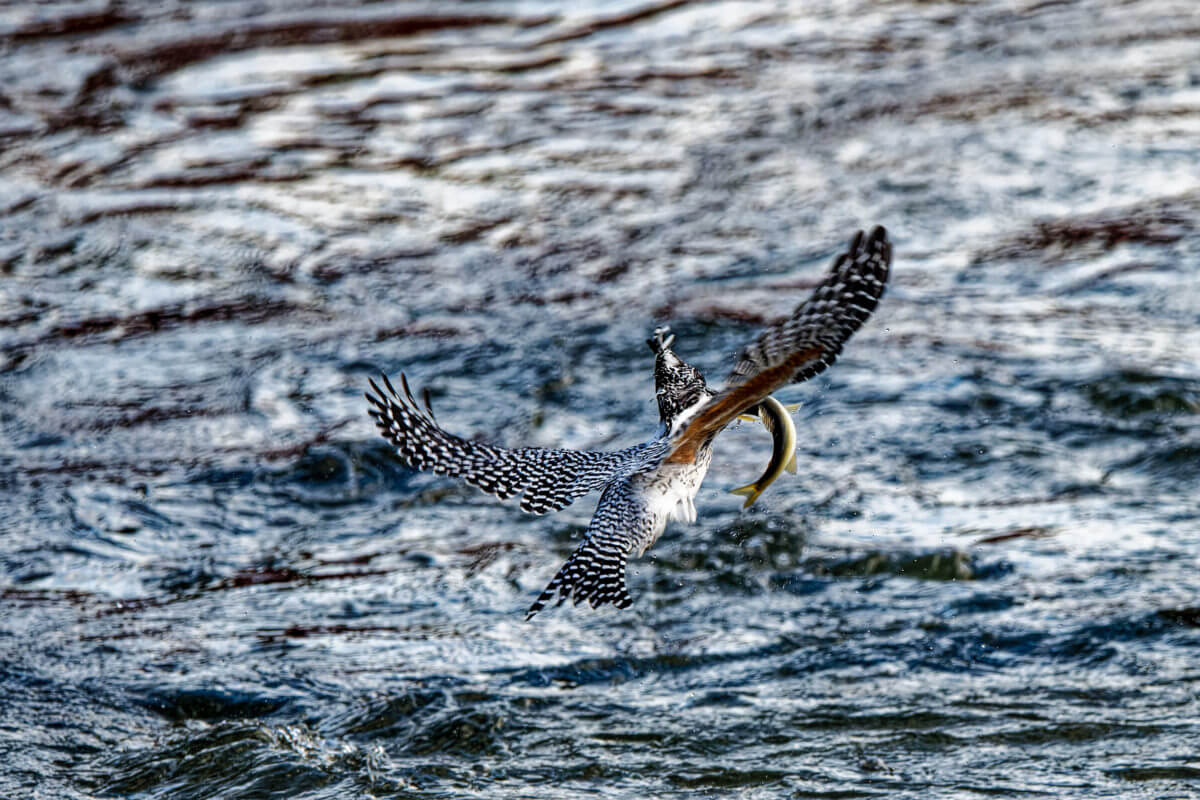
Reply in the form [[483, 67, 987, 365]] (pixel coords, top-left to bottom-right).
[[2, 1, 1198, 797]]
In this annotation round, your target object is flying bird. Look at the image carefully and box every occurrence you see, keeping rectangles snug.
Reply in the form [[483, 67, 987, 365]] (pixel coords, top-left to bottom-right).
[[366, 226, 892, 619]]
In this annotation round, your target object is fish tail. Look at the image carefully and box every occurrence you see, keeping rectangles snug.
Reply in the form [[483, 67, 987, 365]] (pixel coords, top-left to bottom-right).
[[729, 482, 764, 509]]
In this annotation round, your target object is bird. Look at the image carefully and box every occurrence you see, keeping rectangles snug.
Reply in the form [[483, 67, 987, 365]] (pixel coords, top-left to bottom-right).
[[365, 226, 892, 619]]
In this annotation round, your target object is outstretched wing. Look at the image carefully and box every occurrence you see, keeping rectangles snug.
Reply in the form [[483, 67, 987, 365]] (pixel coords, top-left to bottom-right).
[[525, 480, 652, 619], [366, 373, 657, 514], [667, 226, 892, 463]]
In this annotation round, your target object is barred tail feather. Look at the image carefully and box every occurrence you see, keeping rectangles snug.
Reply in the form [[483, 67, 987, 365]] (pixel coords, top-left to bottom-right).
[[525, 539, 633, 620]]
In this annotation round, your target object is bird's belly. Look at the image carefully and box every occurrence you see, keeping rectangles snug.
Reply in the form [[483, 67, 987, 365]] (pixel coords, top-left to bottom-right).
[[642, 450, 713, 526]]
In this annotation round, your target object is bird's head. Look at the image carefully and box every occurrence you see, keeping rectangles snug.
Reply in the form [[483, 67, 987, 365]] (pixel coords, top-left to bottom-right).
[[647, 327, 710, 427]]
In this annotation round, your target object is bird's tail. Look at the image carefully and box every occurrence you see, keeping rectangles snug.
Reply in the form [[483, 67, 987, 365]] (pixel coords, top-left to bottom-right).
[[526, 538, 633, 620]]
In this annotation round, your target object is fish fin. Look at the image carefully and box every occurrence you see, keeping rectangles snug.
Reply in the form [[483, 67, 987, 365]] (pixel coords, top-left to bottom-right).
[[785, 451, 798, 474], [783, 402, 801, 413], [737, 413, 758, 422], [729, 483, 764, 509]]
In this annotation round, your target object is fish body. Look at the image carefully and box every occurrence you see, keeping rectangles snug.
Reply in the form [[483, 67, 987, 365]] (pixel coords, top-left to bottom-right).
[[729, 396, 798, 508]]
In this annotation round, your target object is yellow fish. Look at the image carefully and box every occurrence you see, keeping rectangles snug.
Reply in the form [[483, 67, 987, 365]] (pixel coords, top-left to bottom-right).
[[729, 396, 799, 508]]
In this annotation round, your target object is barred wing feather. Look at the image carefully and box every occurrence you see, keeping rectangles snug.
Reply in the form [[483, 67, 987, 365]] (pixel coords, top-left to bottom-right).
[[667, 226, 891, 463], [727, 226, 891, 386], [366, 374, 659, 514]]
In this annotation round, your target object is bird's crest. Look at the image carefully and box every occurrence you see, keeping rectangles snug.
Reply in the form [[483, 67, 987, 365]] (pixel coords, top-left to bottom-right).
[[648, 326, 710, 428]]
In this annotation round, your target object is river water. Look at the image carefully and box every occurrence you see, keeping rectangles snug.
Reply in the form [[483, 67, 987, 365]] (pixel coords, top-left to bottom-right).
[[2, 1, 1198, 797]]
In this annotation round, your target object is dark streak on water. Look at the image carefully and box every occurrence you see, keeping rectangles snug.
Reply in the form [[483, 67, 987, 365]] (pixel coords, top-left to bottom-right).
[[2, 1, 1199, 798]]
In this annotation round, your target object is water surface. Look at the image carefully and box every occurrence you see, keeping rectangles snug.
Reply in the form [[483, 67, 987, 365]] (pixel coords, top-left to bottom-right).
[[2, 1, 1199, 797]]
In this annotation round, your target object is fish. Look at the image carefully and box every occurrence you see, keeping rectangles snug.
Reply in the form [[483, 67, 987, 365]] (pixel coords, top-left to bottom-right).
[[729, 396, 798, 508]]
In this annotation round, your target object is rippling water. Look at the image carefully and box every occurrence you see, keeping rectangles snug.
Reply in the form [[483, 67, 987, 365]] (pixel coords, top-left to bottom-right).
[[2, 1, 1199, 797]]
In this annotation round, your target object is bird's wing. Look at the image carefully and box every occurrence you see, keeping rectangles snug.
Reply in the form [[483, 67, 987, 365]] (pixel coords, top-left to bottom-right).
[[366, 373, 657, 514], [667, 226, 892, 463], [526, 480, 654, 619]]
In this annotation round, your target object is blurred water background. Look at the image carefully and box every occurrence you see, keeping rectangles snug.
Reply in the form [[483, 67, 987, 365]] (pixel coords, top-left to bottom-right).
[[2, 1, 1199, 797]]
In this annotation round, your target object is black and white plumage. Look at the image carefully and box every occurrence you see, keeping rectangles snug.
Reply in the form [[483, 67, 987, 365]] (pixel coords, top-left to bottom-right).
[[366, 226, 892, 619]]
